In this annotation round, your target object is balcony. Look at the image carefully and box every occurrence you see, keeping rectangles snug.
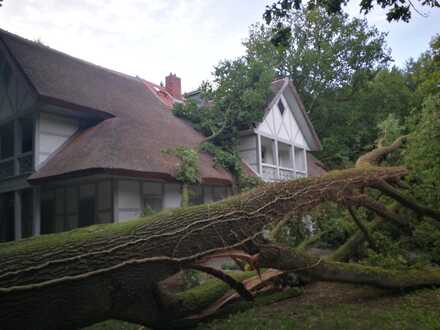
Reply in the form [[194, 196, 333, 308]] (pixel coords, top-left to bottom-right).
[[0, 158, 14, 179], [259, 136, 307, 182], [0, 152, 34, 180], [18, 152, 34, 175], [261, 164, 304, 181], [0, 118, 35, 181]]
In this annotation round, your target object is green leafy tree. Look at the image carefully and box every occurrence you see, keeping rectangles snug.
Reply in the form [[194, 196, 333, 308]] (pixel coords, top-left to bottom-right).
[[162, 146, 200, 207], [264, 0, 440, 48], [173, 57, 275, 180], [404, 95, 440, 208], [405, 34, 440, 107], [245, 8, 395, 166]]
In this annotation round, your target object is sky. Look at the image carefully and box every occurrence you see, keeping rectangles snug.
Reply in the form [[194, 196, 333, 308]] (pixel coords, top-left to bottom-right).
[[0, 0, 439, 92]]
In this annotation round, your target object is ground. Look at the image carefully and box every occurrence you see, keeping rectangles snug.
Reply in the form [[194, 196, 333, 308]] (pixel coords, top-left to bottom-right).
[[200, 282, 440, 330], [86, 281, 440, 330]]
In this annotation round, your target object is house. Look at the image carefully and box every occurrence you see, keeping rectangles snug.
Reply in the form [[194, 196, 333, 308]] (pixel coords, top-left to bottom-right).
[[187, 78, 323, 181], [0, 29, 323, 242]]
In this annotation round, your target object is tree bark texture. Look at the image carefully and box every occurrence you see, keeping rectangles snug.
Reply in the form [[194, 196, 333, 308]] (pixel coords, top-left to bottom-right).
[[0, 166, 406, 329]]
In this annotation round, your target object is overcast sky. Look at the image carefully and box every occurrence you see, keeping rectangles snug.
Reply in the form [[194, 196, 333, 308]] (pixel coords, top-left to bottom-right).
[[0, 0, 439, 92]]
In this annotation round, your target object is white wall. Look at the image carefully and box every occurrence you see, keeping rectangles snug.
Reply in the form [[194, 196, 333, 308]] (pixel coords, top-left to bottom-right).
[[36, 112, 79, 167], [256, 95, 309, 150]]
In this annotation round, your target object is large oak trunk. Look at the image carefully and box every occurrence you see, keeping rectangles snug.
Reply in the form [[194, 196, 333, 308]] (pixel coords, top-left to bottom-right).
[[0, 166, 406, 329]]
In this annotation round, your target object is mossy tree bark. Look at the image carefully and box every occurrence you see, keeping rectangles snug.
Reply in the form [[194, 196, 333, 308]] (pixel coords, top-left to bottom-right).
[[0, 166, 406, 329]]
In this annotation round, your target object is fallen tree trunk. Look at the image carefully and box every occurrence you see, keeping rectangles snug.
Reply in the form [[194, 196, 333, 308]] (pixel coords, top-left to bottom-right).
[[0, 166, 406, 330]]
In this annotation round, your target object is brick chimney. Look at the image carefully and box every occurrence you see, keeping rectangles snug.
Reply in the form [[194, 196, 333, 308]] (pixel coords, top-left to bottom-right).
[[165, 73, 182, 99]]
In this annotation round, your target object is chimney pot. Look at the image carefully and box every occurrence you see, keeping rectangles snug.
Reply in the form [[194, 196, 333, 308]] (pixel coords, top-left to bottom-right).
[[165, 73, 182, 99]]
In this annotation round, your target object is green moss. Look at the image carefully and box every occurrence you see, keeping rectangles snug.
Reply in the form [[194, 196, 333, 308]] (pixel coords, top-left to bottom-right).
[[0, 215, 155, 257], [176, 271, 256, 315]]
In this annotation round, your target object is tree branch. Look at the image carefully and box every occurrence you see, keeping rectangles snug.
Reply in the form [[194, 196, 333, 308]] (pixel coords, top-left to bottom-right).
[[346, 206, 378, 252], [257, 244, 440, 290], [186, 264, 254, 301], [356, 136, 407, 168], [373, 180, 440, 221]]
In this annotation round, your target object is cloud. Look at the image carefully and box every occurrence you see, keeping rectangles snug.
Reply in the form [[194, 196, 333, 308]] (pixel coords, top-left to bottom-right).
[[1, 0, 436, 89], [0, 0, 273, 90]]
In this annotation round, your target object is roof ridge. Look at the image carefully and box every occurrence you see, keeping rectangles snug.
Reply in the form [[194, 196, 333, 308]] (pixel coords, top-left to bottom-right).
[[0, 28, 142, 84]]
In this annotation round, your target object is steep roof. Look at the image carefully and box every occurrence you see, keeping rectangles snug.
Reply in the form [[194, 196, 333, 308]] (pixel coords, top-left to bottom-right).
[[0, 29, 233, 184]]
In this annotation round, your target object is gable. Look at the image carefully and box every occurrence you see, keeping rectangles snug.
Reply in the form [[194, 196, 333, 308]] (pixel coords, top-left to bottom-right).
[[256, 94, 309, 149], [0, 40, 36, 123]]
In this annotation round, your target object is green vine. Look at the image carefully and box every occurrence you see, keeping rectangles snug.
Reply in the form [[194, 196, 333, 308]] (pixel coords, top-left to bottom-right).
[[162, 146, 200, 207]]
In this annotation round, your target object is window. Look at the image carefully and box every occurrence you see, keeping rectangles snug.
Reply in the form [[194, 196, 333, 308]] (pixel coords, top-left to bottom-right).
[[79, 184, 95, 228], [189, 185, 203, 206], [97, 181, 112, 224], [20, 118, 34, 153], [0, 122, 14, 160], [212, 186, 227, 202], [143, 182, 163, 212], [261, 136, 275, 165], [278, 99, 285, 115], [66, 187, 79, 229], [278, 142, 293, 168], [21, 189, 33, 238], [41, 190, 55, 234], [294, 147, 306, 172], [0, 192, 15, 242]]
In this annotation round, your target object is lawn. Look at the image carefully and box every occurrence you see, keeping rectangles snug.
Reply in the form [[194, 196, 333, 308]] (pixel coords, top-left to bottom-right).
[[85, 282, 440, 330]]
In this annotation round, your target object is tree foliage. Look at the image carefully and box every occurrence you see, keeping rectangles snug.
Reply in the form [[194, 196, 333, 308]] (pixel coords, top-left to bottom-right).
[[173, 57, 275, 180], [244, 9, 397, 166], [263, 0, 440, 48]]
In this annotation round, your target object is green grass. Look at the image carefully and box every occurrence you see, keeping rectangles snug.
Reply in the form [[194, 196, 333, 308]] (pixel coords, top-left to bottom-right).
[[200, 288, 440, 330], [84, 285, 440, 330]]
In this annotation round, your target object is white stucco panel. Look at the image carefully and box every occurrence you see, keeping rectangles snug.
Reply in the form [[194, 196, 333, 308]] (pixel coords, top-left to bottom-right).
[[257, 95, 309, 149], [36, 112, 79, 166]]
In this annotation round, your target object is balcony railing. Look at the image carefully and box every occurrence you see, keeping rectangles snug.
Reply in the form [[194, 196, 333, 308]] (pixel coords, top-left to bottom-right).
[[0, 152, 34, 180], [18, 152, 33, 175], [261, 163, 306, 181], [0, 158, 14, 180]]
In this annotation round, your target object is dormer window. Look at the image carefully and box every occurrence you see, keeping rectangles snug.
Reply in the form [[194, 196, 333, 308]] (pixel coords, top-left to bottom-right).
[[278, 99, 285, 115]]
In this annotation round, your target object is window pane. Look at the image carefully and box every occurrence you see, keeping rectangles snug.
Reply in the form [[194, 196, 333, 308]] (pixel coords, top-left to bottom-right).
[[20, 118, 34, 153], [55, 188, 65, 215], [79, 184, 95, 227], [143, 182, 162, 195], [97, 211, 112, 224], [212, 186, 227, 201], [0, 122, 14, 160], [144, 196, 162, 212], [97, 181, 111, 211], [189, 185, 203, 205], [278, 142, 292, 168], [294, 147, 306, 172], [261, 136, 275, 165], [66, 187, 78, 214]]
